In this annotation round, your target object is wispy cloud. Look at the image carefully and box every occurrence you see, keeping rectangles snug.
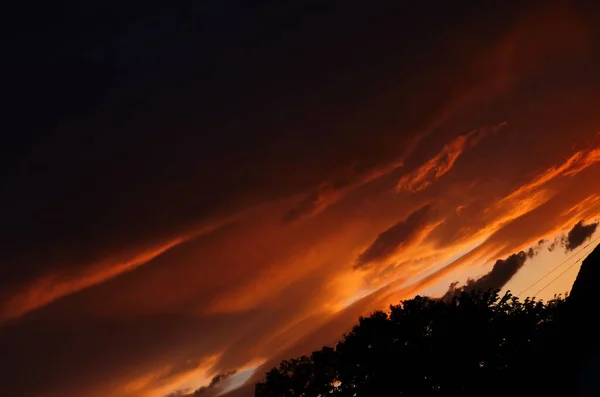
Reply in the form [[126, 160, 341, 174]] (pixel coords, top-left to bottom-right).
[[0, 238, 185, 324], [283, 161, 404, 222], [396, 123, 506, 193], [564, 148, 600, 177], [504, 147, 600, 202]]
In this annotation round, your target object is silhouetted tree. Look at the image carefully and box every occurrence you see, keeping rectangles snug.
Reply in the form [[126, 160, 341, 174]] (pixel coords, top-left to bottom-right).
[[256, 290, 574, 397]]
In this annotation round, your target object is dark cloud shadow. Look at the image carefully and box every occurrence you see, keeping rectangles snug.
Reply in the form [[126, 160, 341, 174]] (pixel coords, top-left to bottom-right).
[[355, 205, 433, 269], [442, 250, 531, 301], [564, 220, 598, 251]]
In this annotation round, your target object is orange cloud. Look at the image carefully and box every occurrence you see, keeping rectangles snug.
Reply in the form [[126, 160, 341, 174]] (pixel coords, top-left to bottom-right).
[[564, 147, 600, 176], [0, 205, 257, 325], [562, 194, 600, 219], [124, 355, 220, 397], [396, 123, 506, 193], [283, 160, 404, 222], [504, 146, 600, 202], [0, 238, 186, 324]]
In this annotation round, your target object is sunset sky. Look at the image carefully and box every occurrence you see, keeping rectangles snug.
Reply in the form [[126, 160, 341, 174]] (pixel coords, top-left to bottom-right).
[[3, 2, 600, 397]]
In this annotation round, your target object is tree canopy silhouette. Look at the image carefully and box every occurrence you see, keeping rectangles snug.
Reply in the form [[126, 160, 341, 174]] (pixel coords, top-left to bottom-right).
[[256, 289, 574, 397]]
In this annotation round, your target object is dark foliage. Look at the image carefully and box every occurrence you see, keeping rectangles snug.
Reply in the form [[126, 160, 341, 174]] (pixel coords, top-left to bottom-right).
[[256, 289, 577, 397]]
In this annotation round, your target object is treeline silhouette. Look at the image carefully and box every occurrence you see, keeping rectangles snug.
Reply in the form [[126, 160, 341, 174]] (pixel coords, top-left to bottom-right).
[[256, 289, 587, 397]]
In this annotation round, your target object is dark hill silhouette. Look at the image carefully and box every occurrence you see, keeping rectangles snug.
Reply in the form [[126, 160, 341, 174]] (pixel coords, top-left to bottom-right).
[[256, 244, 600, 397], [566, 243, 600, 397], [569, 243, 600, 305]]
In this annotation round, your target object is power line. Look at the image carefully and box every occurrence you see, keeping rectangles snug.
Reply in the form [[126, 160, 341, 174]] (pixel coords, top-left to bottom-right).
[[517, 234, 600, 298], [533, 242, 600, 297], [517, 242, 582, 297], [532, 259, 581, 298], [532, 241, 598, 297]]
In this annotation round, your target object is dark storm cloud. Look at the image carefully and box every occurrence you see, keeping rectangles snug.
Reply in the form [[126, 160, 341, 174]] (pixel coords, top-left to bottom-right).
[[564, 220, 599, 251], [191, 370, 237, 396], [164, 390, 192, 397], [548, 237, 560, 252], [356, 205, 433, 268], [442, 251, 530, 301], [545, 220, 597, 253], [167, 370, 238, 397]]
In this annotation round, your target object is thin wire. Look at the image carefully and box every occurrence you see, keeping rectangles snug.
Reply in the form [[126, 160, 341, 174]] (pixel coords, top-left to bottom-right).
[[529, 242, 598, 297], [518, 234, 600, 296], [532, 241, 598, 297], [517, 234, 600, 298], [532, 260, 581, 297]]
